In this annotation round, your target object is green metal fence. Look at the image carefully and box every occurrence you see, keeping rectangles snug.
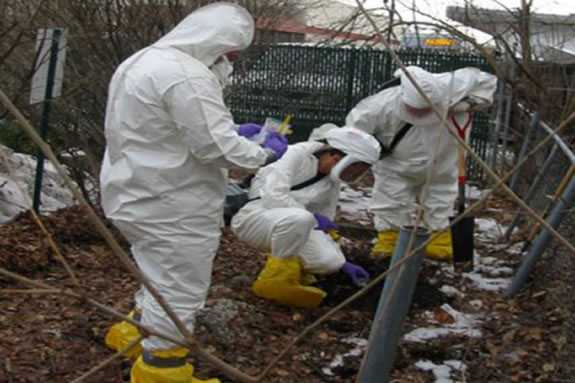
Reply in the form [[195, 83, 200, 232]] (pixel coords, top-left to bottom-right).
[[228, 45, 493, 181]]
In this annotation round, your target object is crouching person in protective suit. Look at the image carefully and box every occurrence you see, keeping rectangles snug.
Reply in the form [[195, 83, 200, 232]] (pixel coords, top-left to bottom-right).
[[231, 126, 381, 308]]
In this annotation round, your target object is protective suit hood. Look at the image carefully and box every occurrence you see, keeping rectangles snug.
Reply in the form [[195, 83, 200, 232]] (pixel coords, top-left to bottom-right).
[[324, 127, 381, 165], [395, 66, 448, 126], [153, 2, 254, 68]]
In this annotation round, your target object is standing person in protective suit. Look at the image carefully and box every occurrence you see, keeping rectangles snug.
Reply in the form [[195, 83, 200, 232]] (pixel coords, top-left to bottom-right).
[[346, 66, 497, 260], [99, 3, 287, 382], [231, 126, 381, 308]]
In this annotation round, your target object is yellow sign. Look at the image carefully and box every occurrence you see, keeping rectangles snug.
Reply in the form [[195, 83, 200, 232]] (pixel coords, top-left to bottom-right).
[[424, 38, 456, 47]]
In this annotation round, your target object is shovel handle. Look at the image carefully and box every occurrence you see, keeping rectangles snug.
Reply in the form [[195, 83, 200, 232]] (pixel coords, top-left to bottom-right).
[[452, 113, 472, 214]]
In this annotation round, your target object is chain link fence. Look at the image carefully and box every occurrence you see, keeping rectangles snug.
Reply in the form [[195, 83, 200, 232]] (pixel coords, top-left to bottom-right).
[[227, 45, 493, 181]]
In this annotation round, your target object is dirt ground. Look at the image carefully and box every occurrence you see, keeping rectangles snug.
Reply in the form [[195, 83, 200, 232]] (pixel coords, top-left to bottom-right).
[[0, 198, 572, 382]]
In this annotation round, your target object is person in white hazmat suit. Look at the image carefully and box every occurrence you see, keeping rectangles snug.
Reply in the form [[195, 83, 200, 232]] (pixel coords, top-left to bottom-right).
[[231, 126, 381, 308], [346, 66, 497, 260], [99, 3, 288, 382]]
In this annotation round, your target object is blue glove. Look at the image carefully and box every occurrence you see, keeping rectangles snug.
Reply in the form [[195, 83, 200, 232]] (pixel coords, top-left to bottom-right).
[[313, 213, 337, 232], [262, 131, 288, 160], [341, 261, 370, 286], [237, 123, 262, 139]]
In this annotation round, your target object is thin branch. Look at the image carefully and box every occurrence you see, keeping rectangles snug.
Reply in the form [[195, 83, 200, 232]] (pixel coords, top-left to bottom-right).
[[70, 335, 144, 383]]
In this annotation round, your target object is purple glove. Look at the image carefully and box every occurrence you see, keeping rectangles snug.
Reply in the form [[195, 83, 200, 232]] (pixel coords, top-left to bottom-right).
[[341, 261, 370, 286], [313, 213, 337, 232], [262, 131, 288, 160], [237, 123, 263, 139]]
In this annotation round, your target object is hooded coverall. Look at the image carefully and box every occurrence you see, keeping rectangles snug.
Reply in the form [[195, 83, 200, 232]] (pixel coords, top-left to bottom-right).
[[100, 3, 270, 381], [231, 127, 381, 307], [346, 66, 497, 259]]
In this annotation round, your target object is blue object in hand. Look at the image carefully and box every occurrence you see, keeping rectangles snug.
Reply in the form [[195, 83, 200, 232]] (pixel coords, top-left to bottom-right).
[[238, 123, 263, 139], [313, 213, 337, 232], [262, 131, 288, 159], [341, 261, 370, 286]]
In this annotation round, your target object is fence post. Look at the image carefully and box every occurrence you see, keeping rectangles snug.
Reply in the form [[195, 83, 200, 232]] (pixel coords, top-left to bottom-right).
[[489, 81, 506, 172], [505, 176, 575, 297], [509, 112, 540, 193], [504, 142, 558, 240], [357, 227, 429, 383]]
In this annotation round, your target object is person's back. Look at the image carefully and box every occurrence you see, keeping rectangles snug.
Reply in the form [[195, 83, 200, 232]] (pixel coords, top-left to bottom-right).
[[346, 66, 497, 260]]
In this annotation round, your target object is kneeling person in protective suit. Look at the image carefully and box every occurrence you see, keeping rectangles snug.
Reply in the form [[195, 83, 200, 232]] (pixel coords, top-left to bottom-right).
[[231, 126, 381, 308], [346, 66, 497, 261]]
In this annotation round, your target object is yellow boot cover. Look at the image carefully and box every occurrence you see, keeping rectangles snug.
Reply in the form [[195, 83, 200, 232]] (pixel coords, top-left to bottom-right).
[[370, 230, 399, 258], [105, 310, 143, 360], [131, 347, 220, 383], [425, 230, 453, 262], [252, 255, 326, 308], [328, 229, 341, 242]]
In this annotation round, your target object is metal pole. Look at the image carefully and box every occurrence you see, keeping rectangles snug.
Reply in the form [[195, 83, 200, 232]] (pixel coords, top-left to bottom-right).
[[504, 142, 558, 240], [33, 29, 62, 212], [489, 81, 505, 171], [505, 175, 575, 297], [357, 227, 430, 383], [509, 112, 539, 193], [500, 93, 513, 166]]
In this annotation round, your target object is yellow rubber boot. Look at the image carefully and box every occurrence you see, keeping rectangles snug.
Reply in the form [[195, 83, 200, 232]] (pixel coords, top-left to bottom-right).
[[425, 230, 453, 262], [105, 310, 143, 360], [328, 229, 341, 242], [370, 230, 399, 258], [252, 255, 327, 308], [131, 347, 220, 383]]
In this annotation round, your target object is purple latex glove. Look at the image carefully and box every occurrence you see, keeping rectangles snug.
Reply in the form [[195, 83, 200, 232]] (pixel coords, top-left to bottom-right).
[[341, 261, 370, 286], [313, 213, 337, 232], [262, 131, 288, 160], [237, 123, 263, 139]]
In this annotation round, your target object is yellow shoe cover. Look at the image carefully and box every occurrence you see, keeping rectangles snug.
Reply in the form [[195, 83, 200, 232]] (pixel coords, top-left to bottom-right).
[[425, 230, 453, 262], [328, 229, 341, 242], [105, 310, 143, 360], [370, 230, 398, 258], [252, 255, 326, 308], [131, 348, 220, 383]]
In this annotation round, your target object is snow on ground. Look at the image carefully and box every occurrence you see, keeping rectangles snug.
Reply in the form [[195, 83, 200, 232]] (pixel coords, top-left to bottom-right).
[[404, 304, 482, 343], [474, 217, 514, 241], [415, 359, 467, 383], [329, 183, 524, 381], [321, 337, 368, 376], [338, 184, 372, 225], [0, 145, 75, 223]]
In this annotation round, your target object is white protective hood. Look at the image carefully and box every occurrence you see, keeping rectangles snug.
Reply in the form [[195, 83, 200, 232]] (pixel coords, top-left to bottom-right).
[[153, 2, 254, 68], [324, 126, 381, 165]]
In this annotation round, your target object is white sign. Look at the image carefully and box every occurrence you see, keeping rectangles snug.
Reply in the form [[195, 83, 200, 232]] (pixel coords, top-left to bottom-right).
[[29, 28, 67, 105]]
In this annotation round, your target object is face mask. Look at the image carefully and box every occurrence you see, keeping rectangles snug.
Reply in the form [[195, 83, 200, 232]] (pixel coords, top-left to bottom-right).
[[210, 56, 233, 88]]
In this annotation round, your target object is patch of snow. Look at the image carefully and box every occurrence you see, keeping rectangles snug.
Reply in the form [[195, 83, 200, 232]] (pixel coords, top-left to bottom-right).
[[475, 217, 509, 241], [322, 336, 368, 376], [463, 272, 510, 291], [440, 285, 464, 298], [416, 359, 467, 383], [405, 304, 481, 342], [463, 251, 513, 291], [465, 185, 490, 200], [0, 145, 76, 223], [338, 185, 372, 225]]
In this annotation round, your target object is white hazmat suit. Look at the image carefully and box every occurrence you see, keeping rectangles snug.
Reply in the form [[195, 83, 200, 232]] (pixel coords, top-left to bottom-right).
[[346, 66, 497, 235], [231, 127, 380, 307], [100, 2, 271, 356]]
